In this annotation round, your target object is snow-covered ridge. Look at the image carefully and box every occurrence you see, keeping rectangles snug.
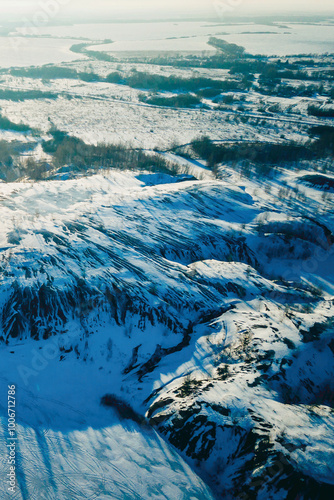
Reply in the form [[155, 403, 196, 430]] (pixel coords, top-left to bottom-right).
[[0, 168, 333, 499]]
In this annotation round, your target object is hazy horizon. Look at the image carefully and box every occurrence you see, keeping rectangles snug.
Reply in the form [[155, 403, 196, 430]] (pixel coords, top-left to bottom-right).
[[1, 0, 334, 24]]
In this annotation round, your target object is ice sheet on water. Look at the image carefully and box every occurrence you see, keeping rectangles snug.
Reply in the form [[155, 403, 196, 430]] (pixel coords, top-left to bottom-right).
[[0, 37, 85, 69]]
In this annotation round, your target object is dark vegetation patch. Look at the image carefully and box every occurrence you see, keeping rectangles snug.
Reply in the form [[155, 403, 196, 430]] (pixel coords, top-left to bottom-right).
[[196, 88, 223, 98], [0, 138, 51, 182], [217, 364, 231, 380], [0, 89, 58, 101], [0, 140, 37, 181], [105, 71, 124, 84], [41, 129, 179, 175], [77, 71, 100, 82], [260, 82, 327, 98], [7, 64, 102, 84], [299, 174, 334, 192], [0, 114, 31, 132], [71, 42, 116, 63], [139, 93, 202, 108], [309, 125, 334, 155], [208, 37, 246, 58], [9, 65, 80, 80], [0, 141, 22, 165], [179, 127, 334, 173], [21, 158, 51, 181], [0, 128, 181, 182], [308, 105, 334, 118], [123, 71, 248, 93], [187, 135, 314, 170], [176, 376, 203, 398]]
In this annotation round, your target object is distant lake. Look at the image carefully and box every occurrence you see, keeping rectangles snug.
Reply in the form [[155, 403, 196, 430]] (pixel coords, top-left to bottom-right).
[[0, 21, 333, 68], [32, 21, 334, 56], [221, 23, 334, 56], [0, 37, 85, 69]]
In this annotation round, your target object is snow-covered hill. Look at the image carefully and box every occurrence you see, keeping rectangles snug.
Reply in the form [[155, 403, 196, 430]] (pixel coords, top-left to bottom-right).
[[0, 167, 333, 499]]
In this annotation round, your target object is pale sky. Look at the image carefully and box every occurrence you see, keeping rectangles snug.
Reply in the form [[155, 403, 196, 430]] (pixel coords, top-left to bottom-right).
[[2, 0, 334, 20]]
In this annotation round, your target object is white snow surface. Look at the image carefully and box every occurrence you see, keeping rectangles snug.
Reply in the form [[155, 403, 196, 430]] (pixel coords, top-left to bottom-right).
[[0, 167, 333, 499], [0, 360, 214, 500]]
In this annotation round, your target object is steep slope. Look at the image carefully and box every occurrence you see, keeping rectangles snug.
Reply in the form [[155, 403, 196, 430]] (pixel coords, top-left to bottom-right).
[[0, 168, 333, 499]]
